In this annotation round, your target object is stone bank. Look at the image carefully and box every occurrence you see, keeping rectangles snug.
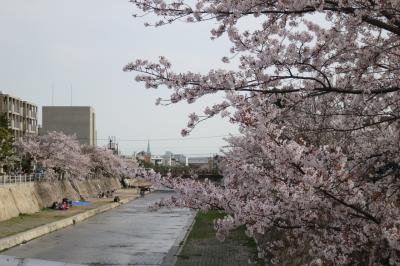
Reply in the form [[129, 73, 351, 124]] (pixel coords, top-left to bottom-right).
[[0, 177, 122, 221]]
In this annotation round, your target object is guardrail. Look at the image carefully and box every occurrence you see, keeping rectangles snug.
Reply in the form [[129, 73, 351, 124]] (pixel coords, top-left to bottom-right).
[[0, 173, 44, 186]]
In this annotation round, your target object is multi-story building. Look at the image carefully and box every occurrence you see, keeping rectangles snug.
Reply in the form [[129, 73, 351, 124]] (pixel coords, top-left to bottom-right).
[[0, 92, 38, 139], [41, 106, 97, 146]]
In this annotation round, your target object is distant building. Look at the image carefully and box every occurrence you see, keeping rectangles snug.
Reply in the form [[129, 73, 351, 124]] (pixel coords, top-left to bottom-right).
[[188, 155, 220, 173], [161, 152, 187, 167], [173, 154, 187, 165], [150, 155, 163, 166], [0, 92, 38, 139], [135, 141, 152, 164], [143, 140, 151, 162], [41, 106, 96, 146], [188, 156, 210, 167], [135, 151, 147, 162]]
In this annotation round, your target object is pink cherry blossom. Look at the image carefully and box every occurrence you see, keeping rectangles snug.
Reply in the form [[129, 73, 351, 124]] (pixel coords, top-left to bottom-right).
[[16, 132, 140, 181], [16, 131, 90, 180], [127, 1, 400, 264]]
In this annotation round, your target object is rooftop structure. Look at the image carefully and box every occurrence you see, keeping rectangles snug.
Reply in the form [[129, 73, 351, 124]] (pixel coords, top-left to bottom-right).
[[146, 140, 151, 155]]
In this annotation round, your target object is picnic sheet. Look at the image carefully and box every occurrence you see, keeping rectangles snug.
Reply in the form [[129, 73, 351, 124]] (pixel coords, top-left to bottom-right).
[[71, 201, 92, 206]]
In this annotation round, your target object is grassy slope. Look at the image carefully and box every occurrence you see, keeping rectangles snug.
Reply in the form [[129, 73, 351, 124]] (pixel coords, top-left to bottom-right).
[[176, 211, 263, 265]]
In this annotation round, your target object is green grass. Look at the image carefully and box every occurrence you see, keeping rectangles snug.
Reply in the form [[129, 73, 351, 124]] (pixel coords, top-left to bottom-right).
[[17, 213, 31, 219], [191, 212, 258, 248], [187, 211, 257, 246], [186, 210, 226, 240], [177, 211, 263, 265], [176, 254, 190, 260]]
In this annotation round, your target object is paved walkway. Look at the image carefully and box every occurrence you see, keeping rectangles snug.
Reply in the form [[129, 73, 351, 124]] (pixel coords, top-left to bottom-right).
[[1, 191, 195, 266]]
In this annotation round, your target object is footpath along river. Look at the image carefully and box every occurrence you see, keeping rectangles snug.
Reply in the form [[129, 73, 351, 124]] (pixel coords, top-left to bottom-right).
[[1, 191, 195, 266]]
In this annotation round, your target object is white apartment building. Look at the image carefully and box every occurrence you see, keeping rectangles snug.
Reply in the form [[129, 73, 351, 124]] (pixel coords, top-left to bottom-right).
[[41, 106, 97, 146], [0, 92, 38, 139]]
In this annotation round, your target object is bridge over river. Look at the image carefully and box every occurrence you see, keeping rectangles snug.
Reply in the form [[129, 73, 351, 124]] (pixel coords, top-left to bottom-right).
[[0, 191, 195, 266]]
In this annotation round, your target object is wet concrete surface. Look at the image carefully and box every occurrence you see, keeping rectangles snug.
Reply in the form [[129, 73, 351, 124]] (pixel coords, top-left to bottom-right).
[[1, 191, 195, 266]]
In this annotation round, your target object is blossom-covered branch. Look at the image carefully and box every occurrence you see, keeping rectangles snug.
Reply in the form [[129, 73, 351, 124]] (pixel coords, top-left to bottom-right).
[[128, 0, 400, 264]]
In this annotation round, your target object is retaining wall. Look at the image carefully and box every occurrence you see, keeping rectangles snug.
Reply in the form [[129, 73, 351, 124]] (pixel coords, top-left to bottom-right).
[[0, 177, 122, 221]]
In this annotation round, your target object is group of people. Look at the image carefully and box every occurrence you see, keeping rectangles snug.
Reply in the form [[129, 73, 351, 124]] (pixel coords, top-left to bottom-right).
[[51, 198, 72, 210], [97, 189, 116, 199]]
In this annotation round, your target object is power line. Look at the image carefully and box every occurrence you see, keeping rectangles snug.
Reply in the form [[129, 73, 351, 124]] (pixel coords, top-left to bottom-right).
[[77, 134, 237, 142]]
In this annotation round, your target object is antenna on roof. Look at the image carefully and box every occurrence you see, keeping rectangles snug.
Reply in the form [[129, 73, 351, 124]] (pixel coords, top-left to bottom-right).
[[51, 82, 55, 106], [70, 84, 73, 106]]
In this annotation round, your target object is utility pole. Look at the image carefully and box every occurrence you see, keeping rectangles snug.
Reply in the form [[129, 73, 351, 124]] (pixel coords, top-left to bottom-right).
[[108, 136, 119, 155]]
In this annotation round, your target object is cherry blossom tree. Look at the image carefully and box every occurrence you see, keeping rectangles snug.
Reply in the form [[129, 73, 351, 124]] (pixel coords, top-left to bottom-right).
[[17, 132, 140, 181], [16, 132, 91, 181], [82, 146, 136, 179], [126, 1, 400, 264]]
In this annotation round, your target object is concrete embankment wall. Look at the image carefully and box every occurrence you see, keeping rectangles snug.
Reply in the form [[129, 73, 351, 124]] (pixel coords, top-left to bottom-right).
[[0, 177, 122, 221]]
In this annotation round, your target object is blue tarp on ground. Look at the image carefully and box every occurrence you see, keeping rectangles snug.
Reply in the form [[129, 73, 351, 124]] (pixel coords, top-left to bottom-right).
[[71, 201, 92, 206]]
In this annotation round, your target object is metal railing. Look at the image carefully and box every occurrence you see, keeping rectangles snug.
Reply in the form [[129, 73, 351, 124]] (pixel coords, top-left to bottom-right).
[[0, 173, 44, 186]]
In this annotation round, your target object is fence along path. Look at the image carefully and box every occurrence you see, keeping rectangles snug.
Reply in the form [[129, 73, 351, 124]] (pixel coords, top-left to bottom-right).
[[0, 173, 43, 185]]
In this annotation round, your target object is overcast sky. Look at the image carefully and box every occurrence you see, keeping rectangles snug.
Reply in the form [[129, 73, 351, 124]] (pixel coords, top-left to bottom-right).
[[0, 0, 239, 156]]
